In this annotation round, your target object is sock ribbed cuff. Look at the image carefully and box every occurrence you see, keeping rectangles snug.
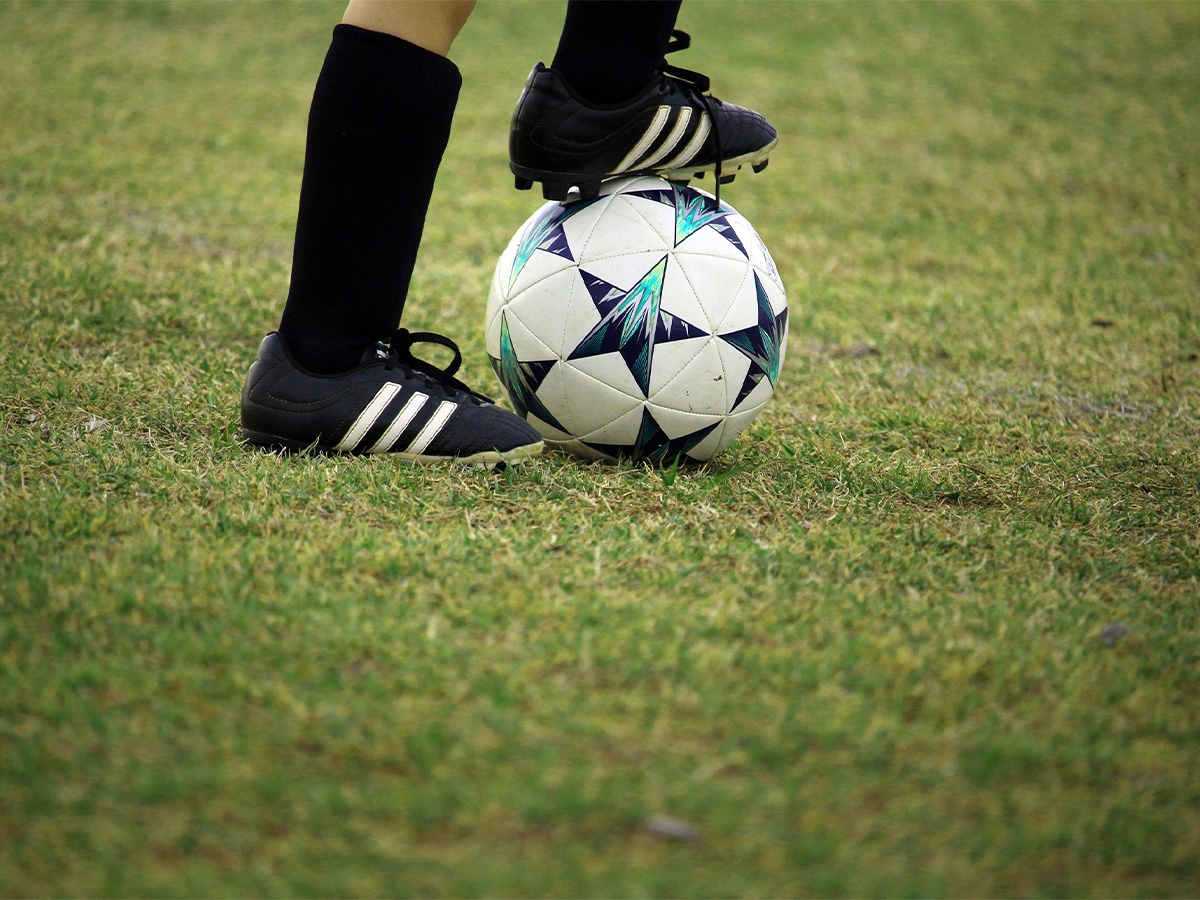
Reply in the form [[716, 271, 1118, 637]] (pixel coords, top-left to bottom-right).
[[313, 24, 463, 134]]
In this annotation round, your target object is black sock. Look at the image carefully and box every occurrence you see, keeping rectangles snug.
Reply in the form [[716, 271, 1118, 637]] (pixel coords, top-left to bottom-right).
[[278, 24, 461, 374], [550, 0, 683, 104]]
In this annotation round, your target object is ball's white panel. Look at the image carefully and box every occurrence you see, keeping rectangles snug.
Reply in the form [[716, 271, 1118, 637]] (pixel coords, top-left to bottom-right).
[[600, 200, 676, 255], [507, 268, 611, 361], [498, 196, 599, 300], [644, 402, 725, 457], [504, 267, 582, 356], [507, 247, 579, 299], [563, 353, 643, 400], [553, 194, 617, 252], [647, 337, 728, 414], [550, 358, 643, 435], [574, 401, 645, 446], [557, 273, 614, 356], [500, 305, 558, 360], [655, 256, 712, 330], [577, 208, 670, 265], [668, 252, 755, 334], [676, 216, 752, 260]]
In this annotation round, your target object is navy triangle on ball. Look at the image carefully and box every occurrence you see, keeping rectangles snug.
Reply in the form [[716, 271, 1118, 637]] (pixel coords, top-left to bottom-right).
[[569, 256, 707, 396], [718, 271, 788, 410]]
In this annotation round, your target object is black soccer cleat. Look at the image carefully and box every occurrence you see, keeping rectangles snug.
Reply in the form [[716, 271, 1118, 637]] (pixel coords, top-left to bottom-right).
[[240, 331, 544, 465], [509, 31, 777, 201]]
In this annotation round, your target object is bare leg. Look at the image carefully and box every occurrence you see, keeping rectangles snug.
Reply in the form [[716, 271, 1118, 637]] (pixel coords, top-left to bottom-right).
[[342, 0, 477, 56]]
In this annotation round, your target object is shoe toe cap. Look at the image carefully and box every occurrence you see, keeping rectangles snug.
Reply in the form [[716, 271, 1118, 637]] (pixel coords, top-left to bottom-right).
[[434, 403, 543, 456]]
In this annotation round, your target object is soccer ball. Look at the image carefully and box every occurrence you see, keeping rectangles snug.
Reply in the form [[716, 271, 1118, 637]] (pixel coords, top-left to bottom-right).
[[485, 175, 788, 464]]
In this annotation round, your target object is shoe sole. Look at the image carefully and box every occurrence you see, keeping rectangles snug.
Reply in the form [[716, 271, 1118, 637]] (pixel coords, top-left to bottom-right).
[[242, 429, 545, 467], [512, 137, 777, 201]]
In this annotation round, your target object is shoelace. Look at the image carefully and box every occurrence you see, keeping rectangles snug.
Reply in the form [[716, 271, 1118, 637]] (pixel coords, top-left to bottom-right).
[[381, 328, 491, 404], [659, 30, 724, 209]]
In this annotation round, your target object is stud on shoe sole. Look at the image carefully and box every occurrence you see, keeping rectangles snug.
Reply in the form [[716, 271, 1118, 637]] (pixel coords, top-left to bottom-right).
[[540, 180, 601, 202]]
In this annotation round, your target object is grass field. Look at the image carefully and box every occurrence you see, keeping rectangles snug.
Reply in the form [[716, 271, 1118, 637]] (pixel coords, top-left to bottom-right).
[[2, 1, 1199, 896]]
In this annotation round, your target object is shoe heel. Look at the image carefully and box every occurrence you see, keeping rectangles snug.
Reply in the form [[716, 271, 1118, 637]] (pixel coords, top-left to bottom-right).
[[540, 181, 574, 201], [515, 171, 603, 203]]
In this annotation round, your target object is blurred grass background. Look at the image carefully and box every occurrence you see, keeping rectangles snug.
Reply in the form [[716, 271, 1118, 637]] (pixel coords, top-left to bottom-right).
[[1, 1, 1198, 896]]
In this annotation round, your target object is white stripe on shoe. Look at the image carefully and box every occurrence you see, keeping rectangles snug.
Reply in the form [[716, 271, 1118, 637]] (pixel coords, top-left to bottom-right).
[[367, 391, 429, 453], [335, 383, 402, 452], [657, 112, 710, 171], [612, 105, 672, 174], [402, 399, 457, 457], [633, 107, 693, 171]]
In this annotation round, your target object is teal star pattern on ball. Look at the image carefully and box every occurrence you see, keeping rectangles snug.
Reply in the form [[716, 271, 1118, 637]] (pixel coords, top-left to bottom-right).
[[568, 255, 707, 396], [489, 311, 565, 432], [718, 272, 788, 410], [582, 406, 718, 465], [509, 197, 600, 287], [627, 183, 746, 256]]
